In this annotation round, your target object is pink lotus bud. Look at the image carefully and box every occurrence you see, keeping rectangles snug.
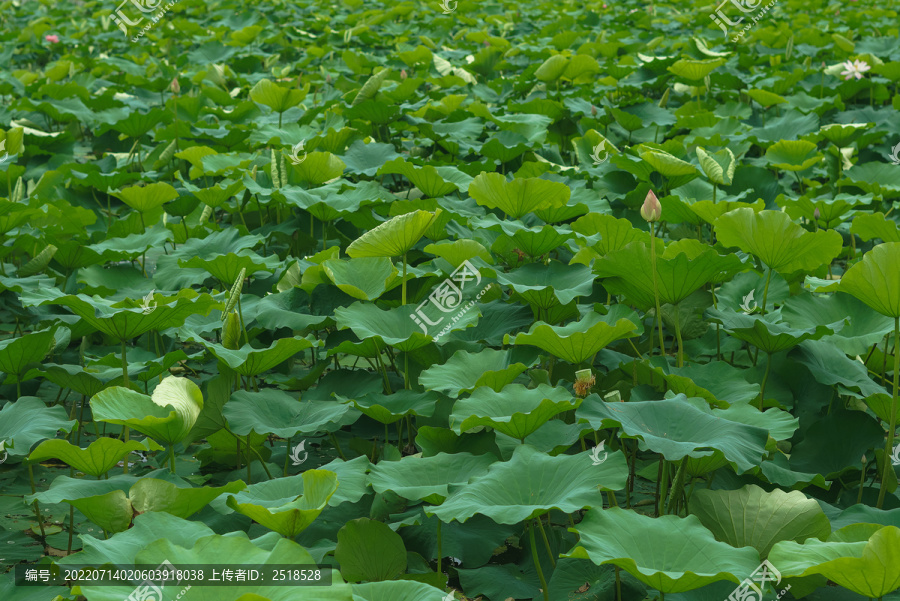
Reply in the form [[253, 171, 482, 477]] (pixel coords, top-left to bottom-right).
[[401, 69, 408, 80], [641, 189, 662, 223], [591, 105, 597, 116], [169, 77, 180, 94], [45, 34, 59, 43], [325, 74, 332, 84], [814, 207, 821, 220]]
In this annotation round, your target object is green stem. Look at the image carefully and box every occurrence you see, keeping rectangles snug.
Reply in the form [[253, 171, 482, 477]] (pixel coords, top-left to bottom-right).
[[666, 457, 688, 514], [760, 268, 773, 315], [246, 435, 252, 483], [284, 436, 291, 475], [169, 445, 176, 473], [658, 459, 670, 517], [615, 566, 622, 601], [536, 515, 556, 567], [401, 252, 408, 306], [674, 306, 684, 368], [436, 518, 443, 575], [759, 352, 772, 411], [877, 316, 900, 509], [329, 432, 348, 461], [27, 463, 47, 541], [530, 519, 551, 601], [650, 223, 666, 359]]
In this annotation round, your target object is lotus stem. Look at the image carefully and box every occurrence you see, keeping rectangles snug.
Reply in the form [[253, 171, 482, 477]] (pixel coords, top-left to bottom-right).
[[436, 518, 443, 575], [666, 457, 688, 515], [760, 268, 772, 315], [674, 306, 684, 368], [536, 515, 556, 567], [329, 432, 347, 461], [27, 463, 47, 542], [649, 224, 666, 360], [877, 316, 900, 508], [246, 435, 252, 482], [284, 436, 291, 474], [402, 252, 408, 306], [658, 459, 671, 517], [759, 352, 772, 411], [529, 519, 550, 601]]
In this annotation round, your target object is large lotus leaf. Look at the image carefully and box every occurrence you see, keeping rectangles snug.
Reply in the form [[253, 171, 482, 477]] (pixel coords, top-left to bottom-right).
[[68, 489, 134, 533], [496, 262, 594, 309], [690, 484, 831, 559], [26, 288, 220, 341], [768, 525, 900, 598], [179, 252, 278, 284], [833, 242, 900, 318], [367, 453, 496, 504], [112, 182, 179, 213], [223, 389, 352, 438], [564, 507, 760, 594], [181, 177, 245, 208], [714, 208, 842, 274], [451, 383, 580, 440], [788, 406, 884, 479], [251, 288, 332, 332], [335, 518, 406, 583], [128, 478, 246, 517], [576, 394, 768, 473], [0, 327, 56, 378], [287, 151, 346, 187], [346, 210, 441, 258], [534, 54, 569, 82], [504, 223, 572, 257], [335, 302, 478, 350], [226, 470, 338, 537], [430, 443, 626, 524], [79, 531, 350, 601], [667, 57, 725, 80], [594, 239, 744, 309], [91, 383, 200, 445], [0, 396, 76, 459], [636, 360, 760, 407], [851, 212, 900, 243], [792, 339, 887, 404], [249, 78, 307, 113], [424, 239, 493, 267], [765, 139, 823, 171], [505, 305, 640, 364], [781, 292, 894, 356], [696, 146, 736, 186], [205, 336, 319, 376], [352, 581, 448, 601], [640, 149, 700, 181], [322, 257, 398, 300], [27, 437, 154, 477], [334, 389, 439, 425], [418, 348, 534, 398], [377, 157, 462, 197], [468, 172, 570, 219], [706, 308, 843, 354], [570, 213, 651, 255], [35, 363, 106, 398], [839, 161, 900, 198]]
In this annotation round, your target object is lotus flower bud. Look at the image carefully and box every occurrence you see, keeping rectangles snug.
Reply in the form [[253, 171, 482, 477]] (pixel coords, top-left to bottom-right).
[[170, 77, 180, 94], [641, 189, 662, 223], [861, 454, 867, 465], [401, 69, 408, 80], [484, 39, 490, 46], [814, 207, 821, 221], [326, 74, 332, 84], [591, 104, 597, 116]]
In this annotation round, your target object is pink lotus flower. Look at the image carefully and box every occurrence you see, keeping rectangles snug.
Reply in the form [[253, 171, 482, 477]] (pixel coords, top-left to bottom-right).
[[45, 34, 59, 43], [840, 59, 871, 80]]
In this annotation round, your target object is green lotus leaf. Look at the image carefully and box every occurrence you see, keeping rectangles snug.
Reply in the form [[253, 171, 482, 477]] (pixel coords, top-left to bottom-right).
[[287, 151, 346, 187], [0, 396, 76, 459], [570, 213, 650, 254], [91, 380, 202, 445], [506, 305, 639, 364], [746, 88, 787, 108], [632, 359, 759, 407], [27, 437, 158, 477], [223, 389, 352, 438], [850, 212, 900, 243], [377, 157, 464, 197], [226, 469, 338, 537], [179, 252, 278, 284], [640, 149, 700, 180], [178, 176, 245, 208], [205, 336, 320, 376], [765, 139, 823, 171], [346, 210, 442, 258], [666, 57, 725, 80], [576, 394, 768, 473], [788, 406, 884, 479], [424, 239, 493, 267], [816, 122, 870, 146], [690, 484, 831, 559], [594, 239, 744, 309], [504, 223, 572, 257], [695, 146, 736, 186], [367, 452, 496, 504], [251, 288, 332, 331], [450, 383, 581, 440], [496, 261, 593, 309], [713, 208, 843, 274], [689, 198, 765, 226], [781, 291, 894, 356], [334, 389, 439, 424], [564, 507, 760, 593], [249, 78, 308, 113], [534, 54, 569, 82], [351, 581, 449, 601], [334, 302, 478, 350], [834, 242, 900, 318], [430, 444, 627, 523], [706, 308, 843, 354], [468, 172, 570, 219], [322, 257, 398, 300], [779, 192, 869, 226], [0, 326, 57, 380], [418, 348, 535, 398], [69, 489, 134, 533], [112, 182, 179, 213], [351, 68, 390, 106], [839, 161, 900, 198], [334, 518, 406, 583], [768, 525, 900, 598]]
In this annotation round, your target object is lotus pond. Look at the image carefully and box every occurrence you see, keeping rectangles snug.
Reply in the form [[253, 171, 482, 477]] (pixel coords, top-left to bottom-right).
[[2, 0, 900, 600]]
